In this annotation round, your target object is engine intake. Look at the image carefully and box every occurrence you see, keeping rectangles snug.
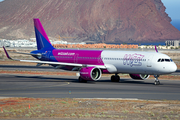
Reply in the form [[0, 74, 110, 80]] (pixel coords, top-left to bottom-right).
[[129, 74, 149, 80], [80, 67, 101, 81]]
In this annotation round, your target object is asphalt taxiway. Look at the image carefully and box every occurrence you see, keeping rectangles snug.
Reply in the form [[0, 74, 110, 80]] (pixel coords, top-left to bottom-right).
[[0, 74, 180, 100]]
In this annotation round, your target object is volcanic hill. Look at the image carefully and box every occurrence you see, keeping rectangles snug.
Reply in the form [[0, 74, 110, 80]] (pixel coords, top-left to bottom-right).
[[0, 0, 180, 43]]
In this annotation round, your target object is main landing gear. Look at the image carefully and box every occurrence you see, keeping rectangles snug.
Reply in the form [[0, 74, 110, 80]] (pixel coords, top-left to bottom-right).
[[154, 75, 160, 85], [111, 74, 120, 82], [78, 77, 87, 83]]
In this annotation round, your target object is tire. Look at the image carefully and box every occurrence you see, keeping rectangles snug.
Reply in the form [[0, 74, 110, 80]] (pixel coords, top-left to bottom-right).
[[154, 81, 160, 85], [78, 77, 87, 83], [111, 75, 120, 82], [111, 75, 115, 82]]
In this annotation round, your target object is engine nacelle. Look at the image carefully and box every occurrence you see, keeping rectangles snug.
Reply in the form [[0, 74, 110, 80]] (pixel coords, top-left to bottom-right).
[[80, 67, 101, 81], [129, 74, 150, 80]]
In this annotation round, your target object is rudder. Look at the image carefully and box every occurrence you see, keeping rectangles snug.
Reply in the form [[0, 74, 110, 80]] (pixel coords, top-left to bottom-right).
[[34, 18, 54, 50]]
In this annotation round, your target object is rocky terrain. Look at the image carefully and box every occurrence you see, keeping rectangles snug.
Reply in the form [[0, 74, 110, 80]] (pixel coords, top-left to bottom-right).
[[0, 98, 180, 120], [0, 0, 180, 43]]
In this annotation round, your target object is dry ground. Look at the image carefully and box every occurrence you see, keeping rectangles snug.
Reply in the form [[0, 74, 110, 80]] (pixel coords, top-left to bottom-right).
[[0, 98, 180, 120], [0, 49, 180, 120]]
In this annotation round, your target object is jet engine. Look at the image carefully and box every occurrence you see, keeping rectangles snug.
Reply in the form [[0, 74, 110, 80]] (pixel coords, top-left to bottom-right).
[[129, 74, 150, 80], [80, 67, 101, 81]]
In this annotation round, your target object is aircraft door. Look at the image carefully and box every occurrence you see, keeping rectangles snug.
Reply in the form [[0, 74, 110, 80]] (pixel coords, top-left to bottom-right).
[[74, 54, 79, 63], [98, 55, 103, 64]]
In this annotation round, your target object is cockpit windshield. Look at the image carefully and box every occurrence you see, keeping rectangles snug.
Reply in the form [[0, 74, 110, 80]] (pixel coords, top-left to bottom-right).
[[165, 59, 170, 62], [157, 58, 173, 62]]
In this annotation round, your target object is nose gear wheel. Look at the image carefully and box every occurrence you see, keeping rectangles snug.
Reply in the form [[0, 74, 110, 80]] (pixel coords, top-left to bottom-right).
[[154, 75, 160, 85]]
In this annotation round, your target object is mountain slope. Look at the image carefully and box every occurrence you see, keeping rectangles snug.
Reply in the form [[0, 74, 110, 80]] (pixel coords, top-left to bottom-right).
[[0, 0, 180, 43]]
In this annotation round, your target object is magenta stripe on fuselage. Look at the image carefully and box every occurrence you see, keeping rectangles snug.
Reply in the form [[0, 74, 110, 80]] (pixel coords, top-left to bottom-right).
[[33, 19, 51, 44], [52, 49, 104, 65]]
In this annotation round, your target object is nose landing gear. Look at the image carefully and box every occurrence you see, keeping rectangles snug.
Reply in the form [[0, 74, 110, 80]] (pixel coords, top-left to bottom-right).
[[154, 75, 160, 85]]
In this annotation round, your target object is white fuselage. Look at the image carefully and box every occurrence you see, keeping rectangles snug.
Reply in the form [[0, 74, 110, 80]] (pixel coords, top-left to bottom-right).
[[101, 50, 177, 75]]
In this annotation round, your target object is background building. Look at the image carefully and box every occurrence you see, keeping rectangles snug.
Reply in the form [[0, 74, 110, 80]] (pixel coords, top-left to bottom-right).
[[166, 40, 180, 47]]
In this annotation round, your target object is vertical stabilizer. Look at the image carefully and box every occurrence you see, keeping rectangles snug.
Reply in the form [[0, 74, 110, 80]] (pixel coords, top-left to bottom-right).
[[155, 46, 158, 53], [34, 18, 54, 50]]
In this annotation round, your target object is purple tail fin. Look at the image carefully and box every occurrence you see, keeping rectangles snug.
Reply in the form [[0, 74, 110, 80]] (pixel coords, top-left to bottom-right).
[[34, 18, 54, 50]]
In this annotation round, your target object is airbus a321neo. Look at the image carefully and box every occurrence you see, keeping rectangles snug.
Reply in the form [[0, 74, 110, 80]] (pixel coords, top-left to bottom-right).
[[3, 18, 177, 85]]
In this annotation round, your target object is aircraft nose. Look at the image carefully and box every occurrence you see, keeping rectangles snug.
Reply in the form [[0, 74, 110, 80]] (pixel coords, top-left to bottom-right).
[[169, 63, 177, 73]]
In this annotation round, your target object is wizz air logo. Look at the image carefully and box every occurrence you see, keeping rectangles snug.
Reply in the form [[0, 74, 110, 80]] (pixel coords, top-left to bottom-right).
[[123, 53, 144, 67]]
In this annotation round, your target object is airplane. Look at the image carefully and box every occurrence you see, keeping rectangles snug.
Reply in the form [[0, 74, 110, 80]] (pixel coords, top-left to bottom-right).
[[3, 18, 177, 85]]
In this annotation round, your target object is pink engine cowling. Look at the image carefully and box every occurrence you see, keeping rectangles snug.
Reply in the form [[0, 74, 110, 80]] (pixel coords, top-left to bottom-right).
[[129, 74, 150, 80], [80, 67, 101, 81]]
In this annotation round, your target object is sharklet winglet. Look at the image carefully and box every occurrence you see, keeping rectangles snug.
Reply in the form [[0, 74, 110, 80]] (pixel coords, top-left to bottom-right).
[[3, 46, 19, 61], [3, 46, 12, 60]]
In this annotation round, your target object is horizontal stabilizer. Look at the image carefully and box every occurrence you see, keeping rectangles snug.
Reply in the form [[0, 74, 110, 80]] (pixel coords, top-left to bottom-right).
[[36, 63, 44, 67]]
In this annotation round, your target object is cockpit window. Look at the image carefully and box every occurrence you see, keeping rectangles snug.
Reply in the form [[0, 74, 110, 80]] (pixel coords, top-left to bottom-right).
[[158, 58, 173, 62], [157, 59, 161, 62], [165, 59, 170, 62]]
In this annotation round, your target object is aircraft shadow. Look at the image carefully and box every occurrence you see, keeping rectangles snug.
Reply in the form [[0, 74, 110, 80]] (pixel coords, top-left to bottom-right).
[[7, 75, 78, 83], [2, 75, 157, 85], [96, 79, 155, 85]]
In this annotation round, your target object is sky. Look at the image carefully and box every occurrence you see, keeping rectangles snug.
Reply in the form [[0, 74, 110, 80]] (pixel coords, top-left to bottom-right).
[[161, 0, 180, 20]]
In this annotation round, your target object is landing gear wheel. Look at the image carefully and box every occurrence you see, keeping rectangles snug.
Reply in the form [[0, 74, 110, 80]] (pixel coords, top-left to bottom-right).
[[111, 75, 115, 82], [154, 81, 160, 85], [154, 75, 160, 85], [78, 77, 87, 83], [111, 75, 120, 82]]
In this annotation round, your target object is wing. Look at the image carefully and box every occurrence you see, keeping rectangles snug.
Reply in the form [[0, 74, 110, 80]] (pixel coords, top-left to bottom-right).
[[9, 51, 42, 56], [3, 46, 106, 69]]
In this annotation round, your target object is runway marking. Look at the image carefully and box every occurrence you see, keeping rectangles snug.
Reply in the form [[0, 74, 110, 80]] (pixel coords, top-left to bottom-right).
[[0, 82, 70, 91]]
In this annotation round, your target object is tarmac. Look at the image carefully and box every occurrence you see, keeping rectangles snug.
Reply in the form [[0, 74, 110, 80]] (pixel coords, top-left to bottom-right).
[[0, 74, 180, 100]]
